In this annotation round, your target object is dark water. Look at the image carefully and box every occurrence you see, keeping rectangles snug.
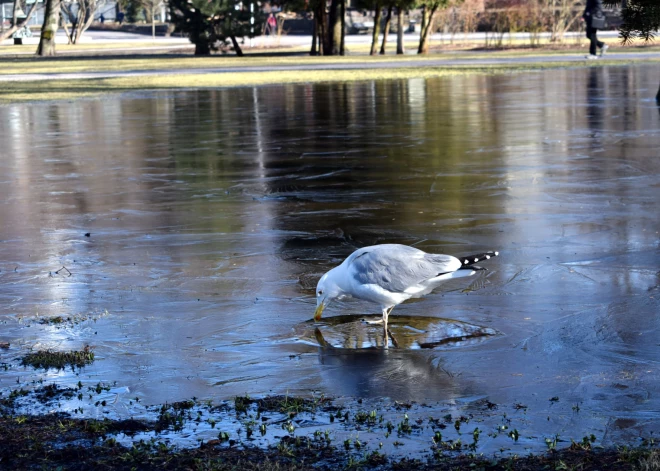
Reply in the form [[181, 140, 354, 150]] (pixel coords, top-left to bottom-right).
[[1, 64, 659, 452]]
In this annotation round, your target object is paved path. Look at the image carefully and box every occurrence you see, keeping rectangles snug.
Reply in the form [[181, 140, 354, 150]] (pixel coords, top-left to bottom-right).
[[1, 51, 659, 83]]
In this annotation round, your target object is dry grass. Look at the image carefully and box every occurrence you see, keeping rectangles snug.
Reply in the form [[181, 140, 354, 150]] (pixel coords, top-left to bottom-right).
[[638, 449, 660, 471], [0, 40, 658, 103], [3, 56, 660, 104]]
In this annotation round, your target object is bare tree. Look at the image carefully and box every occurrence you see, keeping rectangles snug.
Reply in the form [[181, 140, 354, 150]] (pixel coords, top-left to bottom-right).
[[135, 0, 164, 38], [457, 0, 481, 38], [543, 0, 583, 42], [380, 3, 393, 54], [0, 0, 39, 42], [60, 0, 105, 44], [370, 0, 384, 55], [418, 0, 452, 54], [396, 7, 405, 53]]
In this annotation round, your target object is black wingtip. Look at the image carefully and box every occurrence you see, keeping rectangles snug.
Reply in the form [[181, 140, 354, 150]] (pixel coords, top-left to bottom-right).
[[459, 251, 499, 269]]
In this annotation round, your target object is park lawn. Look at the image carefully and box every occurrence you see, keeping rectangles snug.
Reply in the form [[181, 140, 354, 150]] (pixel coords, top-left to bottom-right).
[[0, 53, 462, 75], [1, 43, 659, 77], [2, 58, 658, 104]]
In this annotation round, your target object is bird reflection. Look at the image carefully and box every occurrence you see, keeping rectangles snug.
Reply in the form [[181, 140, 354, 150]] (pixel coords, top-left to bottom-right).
[[306, 315, 497, 350], [313, 333, 456, 400], [297, 316, 498, 399]]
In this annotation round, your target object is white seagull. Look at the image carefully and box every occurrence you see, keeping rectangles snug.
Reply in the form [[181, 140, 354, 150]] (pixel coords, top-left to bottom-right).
[[314, 244, 498, 329]]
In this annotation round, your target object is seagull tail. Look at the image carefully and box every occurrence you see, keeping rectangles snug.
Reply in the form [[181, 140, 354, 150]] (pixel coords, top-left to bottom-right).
[[458, 251, 499, 271]]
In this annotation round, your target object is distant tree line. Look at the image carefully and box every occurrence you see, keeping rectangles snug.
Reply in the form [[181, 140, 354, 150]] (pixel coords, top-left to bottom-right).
[[21, 0, 659, 90]]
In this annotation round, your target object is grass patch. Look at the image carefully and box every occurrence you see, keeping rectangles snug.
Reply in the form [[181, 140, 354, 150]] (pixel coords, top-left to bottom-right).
[[0, 41, 659, 104], [0, 45, 658, 104], [0, 52, 457, 75], [256, 394, 330, 415], [20, 345, 95, 370], [2, 58, 658, 104], [0, 43, 658, 75]]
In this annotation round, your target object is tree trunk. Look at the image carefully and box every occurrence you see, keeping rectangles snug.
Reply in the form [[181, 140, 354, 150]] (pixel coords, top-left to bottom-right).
[[75, 3, 94, 44], [60, 3, 76, 43], [230, 35, 243, 56], [310, 15, 318, 55], [328, 0, 342, 55], [82, 0, 96, 41], [396, 8, 404, 54], [380, 4, 392, 54], [369, 4, 381, 55], [12, 0, 20, 24], [60, 0, 95, 45], [316, 3, 326, 55], [60, 9, 74, 44], [37, 0, 62, 56], [0, 0, 39, 42], [339, 0, 345, 55], [417, 5, 437, 54], [328, 0, 337, 53], [194, 38, 211, 55]]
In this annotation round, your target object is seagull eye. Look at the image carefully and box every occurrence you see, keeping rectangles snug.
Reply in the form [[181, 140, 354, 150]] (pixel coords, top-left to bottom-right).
[[318, 290, 323, 296]]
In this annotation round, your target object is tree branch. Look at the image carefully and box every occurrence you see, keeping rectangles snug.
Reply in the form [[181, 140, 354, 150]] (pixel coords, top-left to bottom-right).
[[0, 0, 39, 42]]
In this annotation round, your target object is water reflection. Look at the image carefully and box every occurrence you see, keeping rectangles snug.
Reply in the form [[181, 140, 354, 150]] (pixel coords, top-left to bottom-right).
[[1, 65, 659, 448], [296, 315, 497, 350]]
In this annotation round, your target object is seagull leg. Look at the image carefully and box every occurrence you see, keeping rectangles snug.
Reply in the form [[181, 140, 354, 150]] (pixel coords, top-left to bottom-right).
[[383, 306, 394, 325], [382, 307, 398, 348], [387, 327, 399, 348]]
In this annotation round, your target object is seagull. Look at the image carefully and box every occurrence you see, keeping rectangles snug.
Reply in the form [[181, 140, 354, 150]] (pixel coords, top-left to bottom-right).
[[314, 244, 498, 330]]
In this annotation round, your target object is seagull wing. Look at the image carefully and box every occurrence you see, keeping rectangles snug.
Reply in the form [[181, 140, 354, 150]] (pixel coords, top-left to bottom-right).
[[347, 244, 461, 294]]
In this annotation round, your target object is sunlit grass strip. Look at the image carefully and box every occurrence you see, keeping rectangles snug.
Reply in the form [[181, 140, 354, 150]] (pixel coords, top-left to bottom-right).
[[1, 42, 659, 75], [1, 58, 658, 104], [0, 53, 458, 75], [20, 346, 95, 370]]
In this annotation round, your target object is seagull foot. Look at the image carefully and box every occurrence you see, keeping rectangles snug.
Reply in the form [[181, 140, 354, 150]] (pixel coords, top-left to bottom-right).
[[361, 318, 384, 325]]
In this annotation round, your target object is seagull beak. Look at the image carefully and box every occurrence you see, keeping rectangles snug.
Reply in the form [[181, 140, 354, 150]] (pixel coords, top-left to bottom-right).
[[314, 300, 326, 322]]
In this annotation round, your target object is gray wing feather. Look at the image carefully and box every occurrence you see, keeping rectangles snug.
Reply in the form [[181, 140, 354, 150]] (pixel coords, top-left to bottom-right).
[[349, 245, 459, 293]]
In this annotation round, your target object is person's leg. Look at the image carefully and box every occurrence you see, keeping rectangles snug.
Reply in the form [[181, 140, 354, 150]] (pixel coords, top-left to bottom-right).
[[594, 28, 604, 50], [587, 25, 597, 56]]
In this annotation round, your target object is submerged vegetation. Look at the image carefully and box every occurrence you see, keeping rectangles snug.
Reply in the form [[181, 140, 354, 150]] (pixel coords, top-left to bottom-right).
[[0, 382, 658, 469], [0, 405, 658, 470], [20, 345, 95, 370]]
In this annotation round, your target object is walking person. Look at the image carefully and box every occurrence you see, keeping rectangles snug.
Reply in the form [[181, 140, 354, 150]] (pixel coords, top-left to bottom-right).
[[267, 13, 277, 36], [583, 0, 609, 59]]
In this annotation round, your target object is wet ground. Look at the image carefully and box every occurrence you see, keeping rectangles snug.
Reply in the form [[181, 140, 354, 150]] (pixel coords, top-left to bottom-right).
[[1, 63, 659, 458]]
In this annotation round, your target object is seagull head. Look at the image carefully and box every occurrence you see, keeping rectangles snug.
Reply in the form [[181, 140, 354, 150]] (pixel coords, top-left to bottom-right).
[[314, 269, 344, 322]]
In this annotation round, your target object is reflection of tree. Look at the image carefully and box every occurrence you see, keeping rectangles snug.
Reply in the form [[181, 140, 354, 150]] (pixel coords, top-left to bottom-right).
[[3, 73, 660, 406], [604, 0, 660, 102]]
